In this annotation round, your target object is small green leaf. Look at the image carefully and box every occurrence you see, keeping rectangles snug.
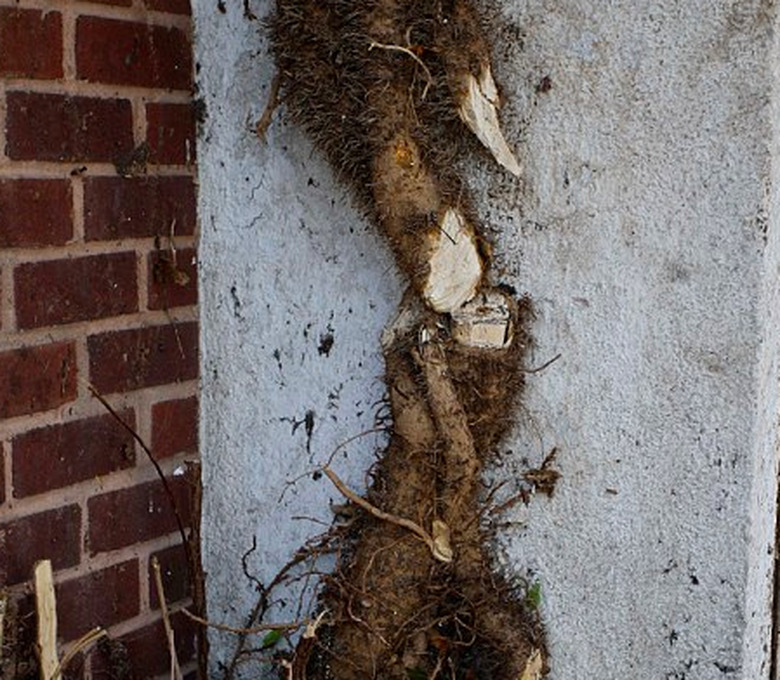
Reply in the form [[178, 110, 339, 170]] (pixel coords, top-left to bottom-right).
[[261, 629, 283, 649], [406, 669, 427, 680], [526, 581, 542, 610]]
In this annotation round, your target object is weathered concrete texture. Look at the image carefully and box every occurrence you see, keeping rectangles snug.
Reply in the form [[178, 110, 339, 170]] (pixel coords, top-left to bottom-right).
[[478, 2, 780, 678], [195, 0, 780, 678], [193, 2, 400, 674]]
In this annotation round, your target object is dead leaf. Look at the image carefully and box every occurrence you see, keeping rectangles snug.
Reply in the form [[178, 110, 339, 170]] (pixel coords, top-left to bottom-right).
[[519, 648, 544, 680]]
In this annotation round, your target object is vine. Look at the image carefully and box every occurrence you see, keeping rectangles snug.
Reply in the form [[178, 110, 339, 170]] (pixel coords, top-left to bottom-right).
[[267, 0, 548, 677]]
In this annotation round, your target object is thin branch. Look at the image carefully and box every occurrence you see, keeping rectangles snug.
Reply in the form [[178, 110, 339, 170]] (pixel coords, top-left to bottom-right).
[[521, 352, 562, 374], [255, 71, 282, 142], [88, 385, 189, 554], [241, 536, 265, 592], [225, 532, 338, 679], [152, 557, 183, 680], [88, 384, 209, 675], [0, 590, 5, 670], [368, 40, 433, 99], [179, 608, 304, 635], [323, 426, 387, 468], [321, 466, 441, 559], [53, 628, 108, 680], [279, 427, 387, 502]]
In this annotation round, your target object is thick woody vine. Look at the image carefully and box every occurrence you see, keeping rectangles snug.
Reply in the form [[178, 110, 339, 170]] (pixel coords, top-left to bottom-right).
[[269, 1, 548, 677]]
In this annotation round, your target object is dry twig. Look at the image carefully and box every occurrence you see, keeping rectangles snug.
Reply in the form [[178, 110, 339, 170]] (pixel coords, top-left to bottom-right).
[[521, 352, 562, 374], [152, 557, 183, 680], [88, 385, 189, 553], [54, 628, 108, 680], [179, 608, 304, 636], [321, 466, 448, 561], [89, 384, 209, 677], [368, 40, 433, 99], [255, 71, 282, 142], [35, 561, 58, 680]]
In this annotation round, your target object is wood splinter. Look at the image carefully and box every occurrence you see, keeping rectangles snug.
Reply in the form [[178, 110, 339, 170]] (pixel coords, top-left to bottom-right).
[[34, 561, 58, 680]]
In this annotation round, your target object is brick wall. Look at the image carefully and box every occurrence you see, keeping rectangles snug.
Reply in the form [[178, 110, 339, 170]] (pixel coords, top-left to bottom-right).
[[0, 1, 200, 678]]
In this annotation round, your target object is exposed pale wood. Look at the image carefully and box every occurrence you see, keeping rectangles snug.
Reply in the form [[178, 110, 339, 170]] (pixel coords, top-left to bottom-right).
[[431, 519, 453, 563], [34, 560, 58, 680], [451, 290, 514, 349], [458, 66, 521, 177], [423, 209, 482, 313]]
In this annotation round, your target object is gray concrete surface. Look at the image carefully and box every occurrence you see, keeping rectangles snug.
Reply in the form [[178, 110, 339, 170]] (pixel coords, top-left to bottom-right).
[[194, 1, 780, 677]]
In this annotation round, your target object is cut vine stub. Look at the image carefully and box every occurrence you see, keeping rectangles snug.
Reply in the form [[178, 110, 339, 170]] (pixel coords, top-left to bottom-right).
[[270, 0, 547, 677], [298, 302, 544, 679]]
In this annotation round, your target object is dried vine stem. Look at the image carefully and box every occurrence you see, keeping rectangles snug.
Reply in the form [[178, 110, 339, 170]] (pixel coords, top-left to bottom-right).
[[88, 385, 209, 678], [152, 557, 183, 680], [368, 40, 434, 98], [179, 608, 303, 635], [321, 466, 446, 561]]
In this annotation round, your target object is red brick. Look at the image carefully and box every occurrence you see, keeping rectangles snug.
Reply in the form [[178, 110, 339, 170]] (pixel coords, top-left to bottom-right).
[[84, 176, 196, 241], [146, 102, 196, 165], [87, 476, 192, 554], [0, 505, 81, 586], [148, 247, 198, 310], [0, 179, 72, 248], [0, 342, 77, 420], [14, 252, 138, 329], [12, 410, 136, 498], [88, 321, 198, 394], [0, 9, 63, 79], [6, 92, 133, 162], [57, 560, 139, 641], [149, 543, 190, 608], [93, 611, 195, 679], [146, 0, 192, 14], [152, 396, 197, 460], [77, 17, 192, 90]]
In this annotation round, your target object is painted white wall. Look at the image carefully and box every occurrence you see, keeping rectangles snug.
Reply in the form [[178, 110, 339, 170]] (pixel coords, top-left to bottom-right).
[[194, 1, 780, 678]]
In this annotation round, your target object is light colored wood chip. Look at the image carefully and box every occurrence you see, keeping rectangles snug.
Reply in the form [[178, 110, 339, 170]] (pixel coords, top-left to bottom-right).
[[34, 561, 58, 680], [458, 66, 522, 177], [451, 290, 514, 349], [431, 519, 453, 563], [423, 208, 482, 313]]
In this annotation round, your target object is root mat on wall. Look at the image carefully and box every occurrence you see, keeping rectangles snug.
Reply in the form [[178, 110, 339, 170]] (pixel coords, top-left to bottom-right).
[[270, 0, 547, 677]]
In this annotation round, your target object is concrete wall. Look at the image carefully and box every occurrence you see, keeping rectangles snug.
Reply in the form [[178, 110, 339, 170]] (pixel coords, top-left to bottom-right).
[[194, 1, 780, 678]]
